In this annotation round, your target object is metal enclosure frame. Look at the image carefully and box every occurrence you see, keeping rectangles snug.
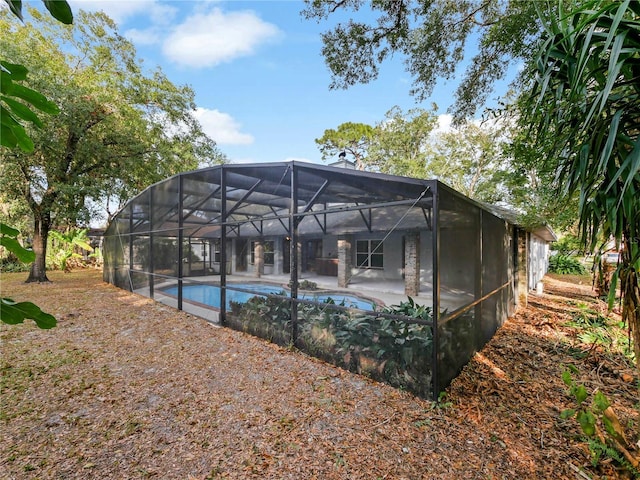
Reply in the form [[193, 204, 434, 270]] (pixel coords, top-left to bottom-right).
[[103, 162, 518, 398]]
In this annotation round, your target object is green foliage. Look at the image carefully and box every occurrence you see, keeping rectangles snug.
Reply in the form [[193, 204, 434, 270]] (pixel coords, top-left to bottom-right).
[[228, 293, 292, 346], [302, 0, 549, 121], [335, 310, 433, 370], [1, 298, 56, 329], [502, 135, 581, 234], [289, 279, 318, 290], [315, 122, 374, 168], [0, 0, 63, 326], [0, 0, 70, 152], [525, 0, 640, 253], [586, 439, 637, 472], [0, 223, 56, 328], [565, 304, 635, 364], [47, 228, 93, 272], [309, 298, 434, 396], [424, 120, 508, 202], [0, 222, 33, 263], [0, 223, 32, 272], [0, 60, 60, 151], [383, 296, 432, 322], [228, 293, 435, 396], [552, 234, 583, 256], [87, 246, 103, 266], [318, 109, 510, 204], [561, 368, 639, 476], [0, 8, 226, 281], [548, 254, 587, 275], [434, 391, 453, 409], [365, 105, 438, 177], [3, 0, 72, 24], [522, 0, 640, 364], [0, 259, 31, 272]]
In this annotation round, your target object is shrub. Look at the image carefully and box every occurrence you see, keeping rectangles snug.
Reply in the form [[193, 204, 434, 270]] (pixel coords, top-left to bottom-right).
[[227, 293, 292, 346], [0, 258, 30, 273], [231, 294, 435, 397], [560, 368, 639, 476], [297, 296, 433, 397], [549, 254, 587, 275], [288, 279, 318, 290]]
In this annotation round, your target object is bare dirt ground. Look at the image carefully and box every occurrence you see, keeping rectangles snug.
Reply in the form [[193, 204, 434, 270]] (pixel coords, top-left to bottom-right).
[[1, 270, 638, 479]]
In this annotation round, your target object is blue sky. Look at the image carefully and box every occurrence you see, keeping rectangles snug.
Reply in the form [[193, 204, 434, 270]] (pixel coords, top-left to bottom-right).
[[63, 0, 513, 165]]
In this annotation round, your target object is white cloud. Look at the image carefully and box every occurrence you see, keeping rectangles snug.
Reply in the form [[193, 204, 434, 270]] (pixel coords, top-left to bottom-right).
[[163, 7, 282, 68], [194, 108, 254, 145], [434, 114, 453, 134], [147, 2, 178, 26], [124, 28, 161, 46]]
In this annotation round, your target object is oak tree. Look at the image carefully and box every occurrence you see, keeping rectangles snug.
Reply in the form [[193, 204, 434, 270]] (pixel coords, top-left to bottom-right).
[[303, 0, 554, 121], [424, 121, 507, 202], [0, 9, 225, 282], [366, 106, 438, 177]]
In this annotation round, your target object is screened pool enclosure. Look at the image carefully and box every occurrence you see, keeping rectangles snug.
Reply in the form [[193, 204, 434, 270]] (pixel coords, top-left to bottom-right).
[[104, 162, 519, 398]]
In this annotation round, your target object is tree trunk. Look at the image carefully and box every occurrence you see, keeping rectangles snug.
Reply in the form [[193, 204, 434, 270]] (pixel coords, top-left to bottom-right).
[[624, 270, 640, 369], [620, 234, 640, 369], [26, 210, 51, 283]]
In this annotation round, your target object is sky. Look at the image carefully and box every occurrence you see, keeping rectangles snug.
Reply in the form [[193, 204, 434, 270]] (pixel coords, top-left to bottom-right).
[[58, 0, 513, 166]]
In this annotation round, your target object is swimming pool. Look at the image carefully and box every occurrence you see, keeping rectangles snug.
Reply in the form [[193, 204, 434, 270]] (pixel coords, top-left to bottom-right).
[[163, 283, 379, 311]]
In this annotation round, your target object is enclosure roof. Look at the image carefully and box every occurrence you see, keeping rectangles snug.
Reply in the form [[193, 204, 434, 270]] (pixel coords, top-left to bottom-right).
[[106, 161, 535, 239], [183, 161, 435, 202], [108, 161, 442, 237]]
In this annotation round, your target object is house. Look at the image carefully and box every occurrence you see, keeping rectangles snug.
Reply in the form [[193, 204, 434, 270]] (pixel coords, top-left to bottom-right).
[[528, 226, 557, 291], [103, 161, 553, 398]]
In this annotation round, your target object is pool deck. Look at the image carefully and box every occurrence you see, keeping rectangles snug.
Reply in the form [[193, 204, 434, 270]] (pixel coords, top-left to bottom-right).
[[134, 272, 438, 324], [184, 272, 431, 308], [134, 271, 475, 324]]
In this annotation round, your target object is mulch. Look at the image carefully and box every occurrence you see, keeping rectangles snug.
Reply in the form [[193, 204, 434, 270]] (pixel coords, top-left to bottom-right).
[[1, 270, 638, 479]]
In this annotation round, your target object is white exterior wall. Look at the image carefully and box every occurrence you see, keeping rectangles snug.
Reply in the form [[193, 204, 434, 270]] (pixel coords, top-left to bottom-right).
[[528, 233, 550, 290], [419, 230, 433, 285]]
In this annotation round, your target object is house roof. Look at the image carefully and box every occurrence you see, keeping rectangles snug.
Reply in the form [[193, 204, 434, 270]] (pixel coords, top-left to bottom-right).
[[478, 202, 557, 243], [530, 225, 558, 243]]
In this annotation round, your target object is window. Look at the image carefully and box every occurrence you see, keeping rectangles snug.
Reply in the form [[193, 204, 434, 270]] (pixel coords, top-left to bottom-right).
[[250, 240, 275, 266], [212, 239, 221, 264], [356, 239, 383, 269]]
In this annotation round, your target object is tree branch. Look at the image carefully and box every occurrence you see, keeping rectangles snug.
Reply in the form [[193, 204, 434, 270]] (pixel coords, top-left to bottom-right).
[[447, 0, 496, 29]]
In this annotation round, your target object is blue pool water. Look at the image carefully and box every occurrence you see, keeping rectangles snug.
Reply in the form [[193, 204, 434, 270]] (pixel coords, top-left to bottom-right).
[[164, 283, 378, 311]]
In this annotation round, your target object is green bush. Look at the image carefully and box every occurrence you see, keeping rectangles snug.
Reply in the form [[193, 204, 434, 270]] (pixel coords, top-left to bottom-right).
[[298, 296, 433, 397], [560, 368, 639, 476], [229, 294, 435, 397], [227, 293, 292, 345], [288, 279, 318, 290], [549, 254, 587, 275], [0, 258, 31, 272]]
